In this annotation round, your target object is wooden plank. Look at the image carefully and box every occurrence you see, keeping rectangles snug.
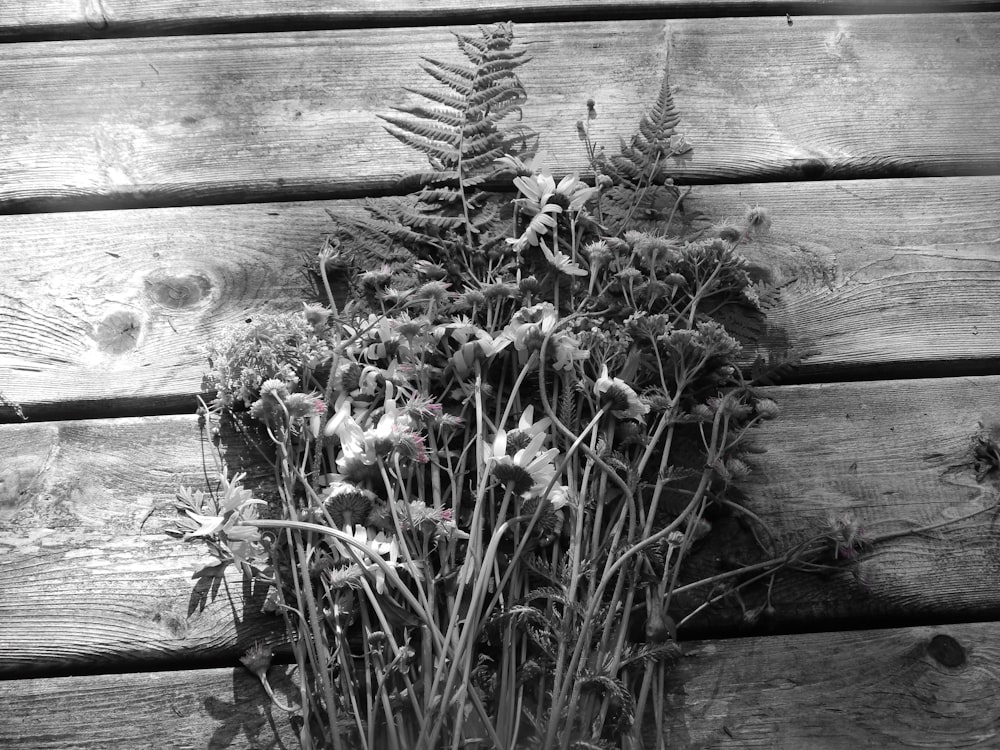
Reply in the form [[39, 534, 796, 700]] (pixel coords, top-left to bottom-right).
[[0, 666, 300, 749], [0, 201, 342, 420], [4, 176, 1000, 420], [3, 376, 1000, 674], [4, 0, 997, 39], [1, 622, 997, 749], [1, 15, 998, 212], [681, 374, 1000, 635], [702, 176, 1000, 380], [0, 415, 284, 678], [657, 621, 1000, 748]]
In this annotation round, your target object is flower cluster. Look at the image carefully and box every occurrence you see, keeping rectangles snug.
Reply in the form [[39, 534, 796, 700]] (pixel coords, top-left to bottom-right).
[[173, 75, 782, 750]]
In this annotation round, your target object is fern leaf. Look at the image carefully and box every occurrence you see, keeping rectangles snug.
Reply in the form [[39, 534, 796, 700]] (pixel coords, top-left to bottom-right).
[[644, 70, 682, 140], [460, 147, 508, 172], [331, 23, 534, 265], [400, 212, 470, 231], [381, 124, 459, 163], [468, 84, 526, 114], [470, 202, 500, 227], [595, 61, 688, 236], [472, 67, 526, 92], [378, 114, 461, 147], [454, 31, 490, 57], [419, 59, 474, 94], [390, 105, 465, 128], [404, 87, 467, 111], [415, 186, 464, 204]]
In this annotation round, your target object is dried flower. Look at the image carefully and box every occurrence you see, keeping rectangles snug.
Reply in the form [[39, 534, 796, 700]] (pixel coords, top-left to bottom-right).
[[413, 280, 453, 305], [743, 205, 772, 236], [240, 641, 294, 713], [240, 640, 272, 678], [826, 512, 867, 560], [754, 398, 780, 420]]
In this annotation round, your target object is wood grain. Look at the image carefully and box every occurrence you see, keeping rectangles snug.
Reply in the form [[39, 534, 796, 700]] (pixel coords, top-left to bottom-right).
[[680, 375, 1000, 635], [2, 622, 998, 749], [0, 201, 347, 420], [699, 176, 1000, 379], [4, 176, 1000, 421], [1, 15, 998, 212], [5, 0, 997, 39], [0, 415, 284, 678], [0, 666, 300, 749], [3, 376, 1000, 675], [660, 621, 1000, 748]]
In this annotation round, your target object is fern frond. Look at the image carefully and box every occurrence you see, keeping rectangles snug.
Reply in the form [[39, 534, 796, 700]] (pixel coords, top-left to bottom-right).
[[379, 114, 461, 147], [470, 202, 500, 227], [404, 87, 467, 111], [596, 61, 689, 236], [381, 124, 459, 163], [643, 69, 682, 141], [454, 31, 491, 56], [471, 68, 526, 93], [389, 105, 465, 128], [414, 186, 464, 204], [329, 23, 534, 267], [419, 59, 474, 94], [460, 146, 509, 173], [402, 212, 470, 231]]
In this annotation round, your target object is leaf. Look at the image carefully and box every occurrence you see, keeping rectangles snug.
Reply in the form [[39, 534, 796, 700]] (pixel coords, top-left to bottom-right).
[[329, 22, 536, 264], [595, 61, 687, 235], [182, 509, 226, 539]]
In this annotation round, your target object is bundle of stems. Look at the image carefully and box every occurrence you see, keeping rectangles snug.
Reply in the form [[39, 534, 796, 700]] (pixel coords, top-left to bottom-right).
[[172, 147, 799, 749], [168, 23, 997, 748], [169, 23, 794, 746]]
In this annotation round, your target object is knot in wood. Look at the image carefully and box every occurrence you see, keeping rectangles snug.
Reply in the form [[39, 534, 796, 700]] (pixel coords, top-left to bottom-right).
[[927, 633, 966, 668], [145, 272, 213, 310], [93, 310, 143, 354]]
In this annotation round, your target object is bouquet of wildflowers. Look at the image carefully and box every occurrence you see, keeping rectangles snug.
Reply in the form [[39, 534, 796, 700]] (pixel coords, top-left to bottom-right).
[[170, 23, 786, 750]]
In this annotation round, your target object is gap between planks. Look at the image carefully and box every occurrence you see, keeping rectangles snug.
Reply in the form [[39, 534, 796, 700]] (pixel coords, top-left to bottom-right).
[[3, 375, 1000, 677], [0, 622, 998, 748], [1, 15, 999, 213], [3, 0, 1000, 42], [3, 176, 1000, 422]]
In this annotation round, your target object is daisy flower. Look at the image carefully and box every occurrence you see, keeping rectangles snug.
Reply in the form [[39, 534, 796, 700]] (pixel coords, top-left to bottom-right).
[[594, 364, 649, 421], [539, 238, 588, 277], [485, 428, 560, 496]]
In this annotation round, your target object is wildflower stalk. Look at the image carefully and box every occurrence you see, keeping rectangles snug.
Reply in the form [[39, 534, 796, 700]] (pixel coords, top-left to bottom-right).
[[171, 37, 815, 747]]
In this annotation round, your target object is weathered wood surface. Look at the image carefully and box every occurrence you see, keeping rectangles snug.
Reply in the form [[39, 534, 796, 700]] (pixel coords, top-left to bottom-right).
[[2, 622, 996, 749], [688, 375, 1000, 635], [0, 202, 330, 421], [2, 15, 999, 213], [5, 1, 998, 40], [3, 376, 999, 676], [0, 415, 284, 678], [662, 622, 1000, 748], [4, 176, 1000, 422], [0, 666, 300, 749]]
